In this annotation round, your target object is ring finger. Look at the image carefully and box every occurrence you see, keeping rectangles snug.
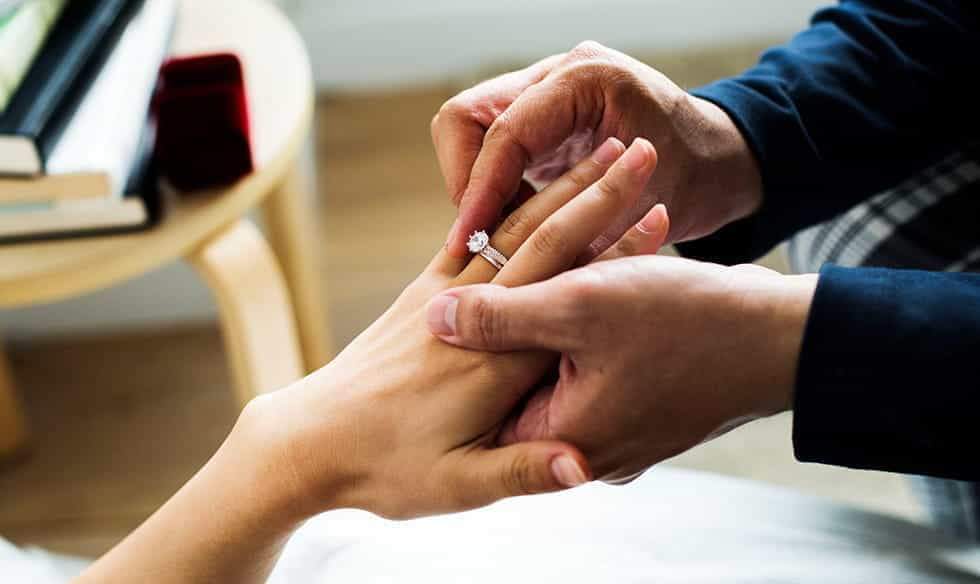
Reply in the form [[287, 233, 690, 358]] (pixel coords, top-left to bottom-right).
[[493, 138, 658, 287], [447, 137, 627, 287]]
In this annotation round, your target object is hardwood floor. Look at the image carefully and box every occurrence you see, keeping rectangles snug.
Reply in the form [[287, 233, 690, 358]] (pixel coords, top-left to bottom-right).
[[0, 327, 237, 556], [0, 46, 922, 558], [317, 85, 459, 347]]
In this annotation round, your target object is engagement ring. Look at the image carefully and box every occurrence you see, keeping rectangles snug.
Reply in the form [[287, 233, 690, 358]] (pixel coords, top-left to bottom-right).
[[467, 230, 508, 271]]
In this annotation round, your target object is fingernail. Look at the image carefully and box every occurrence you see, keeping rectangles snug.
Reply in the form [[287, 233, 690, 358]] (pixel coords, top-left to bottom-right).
[[592, 137, 623, 165], [426, 294, 458, 336], [621, 139, 650, 171], [551, 455, 587, 488], [636, 204, 665, 234]]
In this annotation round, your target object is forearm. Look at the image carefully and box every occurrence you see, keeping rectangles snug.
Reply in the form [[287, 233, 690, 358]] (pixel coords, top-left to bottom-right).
[[75, 403, 307, 584], [793, 266, 980, 481], [681, 0, 980, 263]]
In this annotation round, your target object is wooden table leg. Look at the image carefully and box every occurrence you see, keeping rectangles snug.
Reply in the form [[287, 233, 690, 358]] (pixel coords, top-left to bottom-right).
[[189, 220, 305, 408], [0, 339, 28, 460], [261, 164, 334, 372]]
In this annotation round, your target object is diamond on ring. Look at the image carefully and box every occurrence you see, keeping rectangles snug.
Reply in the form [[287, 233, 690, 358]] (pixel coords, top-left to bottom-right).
[[467, 230, 508, 271], [467, 230, 490, 253]]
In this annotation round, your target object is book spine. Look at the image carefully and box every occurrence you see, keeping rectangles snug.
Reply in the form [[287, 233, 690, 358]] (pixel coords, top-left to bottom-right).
[[32, 0, 142, 167], [0, 0, 67, 113], [0, 1, 27, 21]]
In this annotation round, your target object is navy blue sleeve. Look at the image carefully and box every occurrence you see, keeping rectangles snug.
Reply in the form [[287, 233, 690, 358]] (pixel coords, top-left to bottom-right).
[[793, 265, 980, 481], [679, 0, 980, 264]]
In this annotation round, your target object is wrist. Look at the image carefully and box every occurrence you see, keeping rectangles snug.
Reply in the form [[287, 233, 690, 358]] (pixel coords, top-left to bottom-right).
[[677, 95, 763, 241], [229, 365, 381, 522], [220, 393, 333, 529], [757, 273, 818, 414], [724, 267, 817, 417]]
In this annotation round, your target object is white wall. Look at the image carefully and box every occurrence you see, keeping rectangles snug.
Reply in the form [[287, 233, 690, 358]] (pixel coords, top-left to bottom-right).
[[288, 0, 827, 91], [1, 0, 828, 338]]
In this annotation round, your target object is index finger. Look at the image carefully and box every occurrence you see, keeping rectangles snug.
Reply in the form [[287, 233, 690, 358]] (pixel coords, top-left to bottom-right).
[[447, 72, 589, 257], [432, 56, 561, 211]]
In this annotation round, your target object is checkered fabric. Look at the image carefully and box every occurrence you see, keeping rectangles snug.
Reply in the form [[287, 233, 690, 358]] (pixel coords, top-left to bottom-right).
[[787, 144, 980, 542], [789, 147, 980, 274]]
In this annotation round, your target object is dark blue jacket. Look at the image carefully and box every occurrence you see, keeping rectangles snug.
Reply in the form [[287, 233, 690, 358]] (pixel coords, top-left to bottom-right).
[[680, 0, 980, 480]]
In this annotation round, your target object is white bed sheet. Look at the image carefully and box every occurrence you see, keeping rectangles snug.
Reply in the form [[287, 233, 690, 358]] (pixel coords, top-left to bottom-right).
[[5, 468, 980, 583], [271, 468, 980, 583]]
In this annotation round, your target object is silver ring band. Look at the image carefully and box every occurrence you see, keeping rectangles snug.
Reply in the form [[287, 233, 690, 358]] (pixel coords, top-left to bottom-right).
[[467, 230, 508, 271], [479, 246, 508, 270]]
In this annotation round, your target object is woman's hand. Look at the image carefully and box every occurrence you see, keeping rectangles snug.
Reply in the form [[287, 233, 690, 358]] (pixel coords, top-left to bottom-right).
[[77, 137, 669, 584], [245, 137, 670, 522]]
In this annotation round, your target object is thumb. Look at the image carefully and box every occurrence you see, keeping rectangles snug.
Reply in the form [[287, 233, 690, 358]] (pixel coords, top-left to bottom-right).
[[426, 282, 579, 352], [453, 442, 591, 508]]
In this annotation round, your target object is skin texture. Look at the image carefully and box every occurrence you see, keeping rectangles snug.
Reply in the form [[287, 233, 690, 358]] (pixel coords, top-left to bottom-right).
[[431, 40, 764, 258], [426, 259, 818, 483], [74, 138, 670, 584]]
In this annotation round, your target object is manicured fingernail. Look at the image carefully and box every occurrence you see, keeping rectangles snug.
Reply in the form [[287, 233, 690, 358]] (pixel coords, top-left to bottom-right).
[[636, 204, 666, 234], [621, 139, 651, 171], [592, 137, 623, 165], [426, 294, 458, 336], [551, 455, 587, 487]]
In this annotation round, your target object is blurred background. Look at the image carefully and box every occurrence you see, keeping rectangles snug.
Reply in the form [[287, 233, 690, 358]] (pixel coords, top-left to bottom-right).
[[0, 0, 922, 557]]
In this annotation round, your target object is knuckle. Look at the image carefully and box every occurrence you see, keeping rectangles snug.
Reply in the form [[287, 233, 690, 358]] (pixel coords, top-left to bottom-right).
[[469, 293, 502, 348], [614, 235, 639, 258], [568, 40, 608, 60], [437, 97, 467, 121], [499, 208, 534, 240], [483, 115, 515, 145], [565, 59, 618, 78], [592, 174, 624, 205], [529, 223, 568, 257], [505, 452, 535, 495], [436, 97, 486, 133], [562, 162, 597, 193], [559, 46, 624, 81], [559, 59, 639, 105], [481, 116, 529, 172]]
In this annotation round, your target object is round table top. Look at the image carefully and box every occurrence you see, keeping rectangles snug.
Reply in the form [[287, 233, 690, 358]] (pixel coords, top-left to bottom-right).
[[0, 0, 314, 308]]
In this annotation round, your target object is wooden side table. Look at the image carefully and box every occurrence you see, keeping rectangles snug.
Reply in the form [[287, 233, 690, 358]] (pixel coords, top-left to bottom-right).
[[0, 0, 332, 458]]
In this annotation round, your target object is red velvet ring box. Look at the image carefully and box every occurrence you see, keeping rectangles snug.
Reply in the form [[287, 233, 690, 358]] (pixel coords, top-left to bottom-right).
[[153, 53, 254, 191]]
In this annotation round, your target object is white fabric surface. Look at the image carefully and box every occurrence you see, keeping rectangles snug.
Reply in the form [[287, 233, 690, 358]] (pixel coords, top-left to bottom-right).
[[269, 468, 980, 583], [5, 468, 980, 582], [0, 538, 85, 583]]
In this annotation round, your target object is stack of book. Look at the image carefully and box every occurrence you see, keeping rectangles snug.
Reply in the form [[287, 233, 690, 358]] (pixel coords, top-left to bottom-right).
[[0, 0, 176, 243]]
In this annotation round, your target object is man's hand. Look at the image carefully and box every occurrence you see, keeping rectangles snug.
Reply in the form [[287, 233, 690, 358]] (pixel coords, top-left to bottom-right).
[[425, 256, 817, 482], [432, 40, 763, 258]]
